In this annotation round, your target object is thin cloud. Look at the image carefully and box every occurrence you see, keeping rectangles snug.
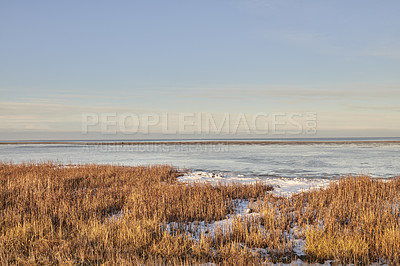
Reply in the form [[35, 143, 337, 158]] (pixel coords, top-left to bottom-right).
[[168, 85, 400, 100], [0, 100, 149, 131], [344, 104, 400, 112]]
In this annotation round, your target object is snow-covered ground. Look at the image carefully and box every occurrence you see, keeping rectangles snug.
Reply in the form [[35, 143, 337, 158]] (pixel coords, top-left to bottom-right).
[[178, 171, 332, 197], [174, 170, 336, 260]]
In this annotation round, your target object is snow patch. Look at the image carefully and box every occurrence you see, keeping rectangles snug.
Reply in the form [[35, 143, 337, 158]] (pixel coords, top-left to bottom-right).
[[178, 171, 332, 197]]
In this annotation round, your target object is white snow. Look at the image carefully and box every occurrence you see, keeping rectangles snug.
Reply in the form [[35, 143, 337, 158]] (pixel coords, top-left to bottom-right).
[[178, 171, 332, 197], [293, 239, 306, 257]]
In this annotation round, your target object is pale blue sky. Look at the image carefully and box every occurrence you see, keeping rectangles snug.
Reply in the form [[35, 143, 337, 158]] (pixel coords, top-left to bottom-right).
[[1, 0, 400, 139]]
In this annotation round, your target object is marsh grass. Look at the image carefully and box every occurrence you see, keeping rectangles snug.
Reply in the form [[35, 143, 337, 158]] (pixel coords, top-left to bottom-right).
[[0, 162, 399, 264], [0, 162, 272, 264]]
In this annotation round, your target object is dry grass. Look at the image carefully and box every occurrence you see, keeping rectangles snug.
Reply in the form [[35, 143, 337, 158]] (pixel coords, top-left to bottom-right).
[[252, 175, 400, 264], [300, 176, 400, 264], [0, 162, 272, 264], [1, 162, 400, 265]]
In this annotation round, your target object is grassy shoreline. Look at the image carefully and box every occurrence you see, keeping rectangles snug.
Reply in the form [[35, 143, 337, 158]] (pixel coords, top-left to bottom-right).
[[1, 163, 399, 264]]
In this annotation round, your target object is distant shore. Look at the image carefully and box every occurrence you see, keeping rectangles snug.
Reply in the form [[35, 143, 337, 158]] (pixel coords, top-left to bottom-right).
[[1, 140, 400, 145]]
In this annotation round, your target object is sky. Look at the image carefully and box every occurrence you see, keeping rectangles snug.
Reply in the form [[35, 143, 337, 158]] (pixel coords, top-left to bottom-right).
[[1, 0, 400, 140]]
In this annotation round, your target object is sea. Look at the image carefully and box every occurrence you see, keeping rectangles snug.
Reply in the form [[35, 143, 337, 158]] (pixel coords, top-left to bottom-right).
[[1, 137, 399, 194]]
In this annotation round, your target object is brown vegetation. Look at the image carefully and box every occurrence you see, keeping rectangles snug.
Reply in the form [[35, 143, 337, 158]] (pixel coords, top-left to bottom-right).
[[0, 162, 399, 265], [0, 162, 271, 264]]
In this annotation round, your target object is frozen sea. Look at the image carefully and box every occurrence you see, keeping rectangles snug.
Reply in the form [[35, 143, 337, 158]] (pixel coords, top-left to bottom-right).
[[1, 138, 399, 195]]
